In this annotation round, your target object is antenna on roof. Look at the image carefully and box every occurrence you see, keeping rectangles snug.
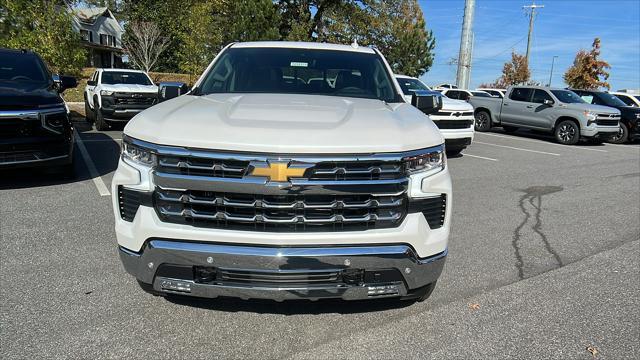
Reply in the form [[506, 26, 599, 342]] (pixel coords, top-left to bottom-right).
[[351, 39, 359, 49]]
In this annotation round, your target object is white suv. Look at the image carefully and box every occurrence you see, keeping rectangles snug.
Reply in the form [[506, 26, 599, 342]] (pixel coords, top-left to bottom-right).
[[113, 42, 452, 302], [397, 75, 474, 155], [84, 68, 158, 130]]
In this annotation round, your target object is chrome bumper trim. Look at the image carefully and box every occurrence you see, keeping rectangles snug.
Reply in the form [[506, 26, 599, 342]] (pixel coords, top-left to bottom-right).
[[119, 240, 446, 301]]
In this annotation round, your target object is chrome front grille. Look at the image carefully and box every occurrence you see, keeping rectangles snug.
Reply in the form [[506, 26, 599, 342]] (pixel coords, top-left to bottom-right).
[[156, 154, 405, 180], [154, 188, 407, 232]]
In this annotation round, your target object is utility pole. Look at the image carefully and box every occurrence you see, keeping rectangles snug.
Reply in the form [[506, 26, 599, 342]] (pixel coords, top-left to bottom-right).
[[523, 1, 544, 65], [456, 0, 475, 89], [547, 55, 558, 87]]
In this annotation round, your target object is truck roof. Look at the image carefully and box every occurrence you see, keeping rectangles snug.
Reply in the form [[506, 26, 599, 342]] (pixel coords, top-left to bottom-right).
[[230, 41, 376, 54], [98, 68, 148, 73]]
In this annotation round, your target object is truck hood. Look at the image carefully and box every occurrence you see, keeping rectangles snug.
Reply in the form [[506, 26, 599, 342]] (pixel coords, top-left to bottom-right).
[[561, 102, 620, 115], [125, 94, 444, 153], [100, 84, 158, 93], [0, 81, 63, 110]]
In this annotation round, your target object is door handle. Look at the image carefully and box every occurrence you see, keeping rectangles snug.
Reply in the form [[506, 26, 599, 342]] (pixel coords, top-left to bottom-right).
[[526, 105, 534, 108], [503, 103, 509, 106]]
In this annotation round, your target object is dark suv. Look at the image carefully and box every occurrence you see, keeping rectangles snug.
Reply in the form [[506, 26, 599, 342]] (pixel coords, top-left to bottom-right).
[[572, 89, 640, 143], [0, 48, 77, 172]]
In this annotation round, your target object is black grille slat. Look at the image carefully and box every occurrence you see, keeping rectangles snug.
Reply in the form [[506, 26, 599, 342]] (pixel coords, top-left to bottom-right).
[[118, 187, 142, 221], [433, 120, 474, 129], [418, 195, 446, 229], [154, 188, 406, 232], [595, 119, 618, 126], [218, 269, 340, 285], [113, 93, 157, 106]]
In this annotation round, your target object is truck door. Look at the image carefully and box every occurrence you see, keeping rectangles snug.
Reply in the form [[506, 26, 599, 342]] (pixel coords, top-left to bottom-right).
[[500, 87, 533, 125], [529, 89, 556, 130]]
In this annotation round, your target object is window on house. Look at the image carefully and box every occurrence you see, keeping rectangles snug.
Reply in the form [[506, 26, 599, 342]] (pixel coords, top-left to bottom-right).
[[100, 34, 116, 47], [80, 30, 91, 42]]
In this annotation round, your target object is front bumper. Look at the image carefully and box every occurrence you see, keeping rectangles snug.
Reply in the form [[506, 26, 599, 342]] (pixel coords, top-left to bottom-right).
[[120, 240, 446, 301], [100, 94, 156, 121], [581, 123, 620, 138]]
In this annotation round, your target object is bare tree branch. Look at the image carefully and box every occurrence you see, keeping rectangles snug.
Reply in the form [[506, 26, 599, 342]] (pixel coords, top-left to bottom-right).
[[122, 21, 169, 72]]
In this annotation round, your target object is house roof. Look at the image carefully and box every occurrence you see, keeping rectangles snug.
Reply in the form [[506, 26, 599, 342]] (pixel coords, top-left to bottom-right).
[[73, 6, 112, 24]]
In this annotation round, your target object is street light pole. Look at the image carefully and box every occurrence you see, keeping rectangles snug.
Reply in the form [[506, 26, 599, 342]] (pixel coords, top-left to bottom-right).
[[547, 55, 558, 87]]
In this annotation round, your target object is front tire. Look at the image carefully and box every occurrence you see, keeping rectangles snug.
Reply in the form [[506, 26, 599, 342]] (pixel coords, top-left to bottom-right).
[[475, 111, 491, 132], [84, 97, 93, 123], [608, 123, 629, 144], [94, 108, 110, 131], [554, 120, 580, 145]]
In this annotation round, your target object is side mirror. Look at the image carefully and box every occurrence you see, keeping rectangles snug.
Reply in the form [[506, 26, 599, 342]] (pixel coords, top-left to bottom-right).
[[87, 80, 96, 86], [53, 75, 77, 92], [411, 91, 443, 115], [543, 99, 554, 106], [158, 82, 189, 102]]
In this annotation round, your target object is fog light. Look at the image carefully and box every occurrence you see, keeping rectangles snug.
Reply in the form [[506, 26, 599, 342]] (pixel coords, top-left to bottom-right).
[[367, 284, 400, 296], [160, 279, 192, 293]]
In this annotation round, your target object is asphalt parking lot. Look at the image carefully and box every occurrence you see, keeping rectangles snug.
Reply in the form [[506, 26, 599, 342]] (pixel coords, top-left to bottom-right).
[[1, 110, 639, 359]]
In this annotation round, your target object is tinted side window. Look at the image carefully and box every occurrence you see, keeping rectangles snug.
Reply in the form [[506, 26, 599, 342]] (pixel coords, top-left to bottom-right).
[[459, 91, 471, 101], [532, 89, 553, 104], [446, 90, 459, 99], [509, 88, 533, 102], [615, 94, 635, 106]]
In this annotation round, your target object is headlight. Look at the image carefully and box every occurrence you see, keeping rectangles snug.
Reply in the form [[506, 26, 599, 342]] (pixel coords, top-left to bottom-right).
[[403, 146, 445, 176], [583, 110, 597, 120], [101, 90, 114, 96], [122, 137, 156, 167]]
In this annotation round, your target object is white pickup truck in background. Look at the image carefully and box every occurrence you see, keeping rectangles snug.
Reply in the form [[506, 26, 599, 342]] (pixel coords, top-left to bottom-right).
[[84, 68, 158, 130], [396, 75, 474, 156]]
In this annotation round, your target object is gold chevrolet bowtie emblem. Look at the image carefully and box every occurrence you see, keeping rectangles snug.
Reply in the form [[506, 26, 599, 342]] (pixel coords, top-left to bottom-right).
[[250, 162, 307, 182]]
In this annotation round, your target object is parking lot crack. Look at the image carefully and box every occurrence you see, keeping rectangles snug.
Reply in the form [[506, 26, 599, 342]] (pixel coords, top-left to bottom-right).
[[512, 186, 564, 280]]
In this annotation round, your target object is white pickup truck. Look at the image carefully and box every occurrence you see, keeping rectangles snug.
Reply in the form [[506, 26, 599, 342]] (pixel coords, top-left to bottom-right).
[[84, 68, 158, 130], [396, 75, 474, 155], [112, 41, 452, 302]]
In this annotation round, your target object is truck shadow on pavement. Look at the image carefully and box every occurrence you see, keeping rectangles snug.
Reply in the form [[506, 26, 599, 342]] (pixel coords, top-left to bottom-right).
[[493, 128, 614, 146], [165, 296, 416, 314]]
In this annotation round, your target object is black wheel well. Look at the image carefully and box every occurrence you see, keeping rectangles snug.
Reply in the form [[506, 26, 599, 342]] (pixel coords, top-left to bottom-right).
[[554, 116, 580, 130]]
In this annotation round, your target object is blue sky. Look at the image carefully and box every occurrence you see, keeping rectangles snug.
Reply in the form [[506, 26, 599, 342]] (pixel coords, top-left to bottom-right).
[[419, 0, 640, 90]]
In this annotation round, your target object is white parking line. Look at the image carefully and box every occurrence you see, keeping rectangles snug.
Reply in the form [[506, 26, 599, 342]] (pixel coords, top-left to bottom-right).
[[463, 153, 499, 161], [474, 141, 560, 156], [477, 132, 608, 153], [75, 131, 111, 196]]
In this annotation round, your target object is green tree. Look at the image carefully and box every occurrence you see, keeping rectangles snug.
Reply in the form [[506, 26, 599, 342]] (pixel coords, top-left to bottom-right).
[[177, 0, 222, 78], [564, 38, 610, 90], [0, 0, 86, 75], [276, 0, 436, 77]]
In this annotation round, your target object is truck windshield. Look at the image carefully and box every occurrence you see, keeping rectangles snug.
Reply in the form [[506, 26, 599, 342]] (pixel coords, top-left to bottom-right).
[[0, 52, 49, 84], [197, 47, 400, 102], [597, 92, 627, 107], [551, 90, 585, 104], [397, 78, 430, 95], [101, 72, 152, 85]]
